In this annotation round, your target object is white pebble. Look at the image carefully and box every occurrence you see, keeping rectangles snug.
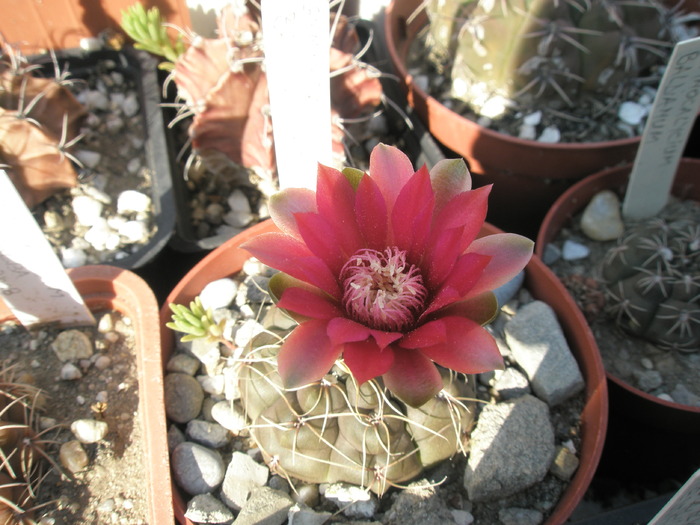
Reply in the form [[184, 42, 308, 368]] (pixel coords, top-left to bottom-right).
[[618, 101, 647, 126], [118, 220, 149, 243], [126, 158, 141, 174], [82, 90, 109, 111], [640, 358, 654, 370], [75, 150, 102, 169], [538, 126, 561, 143], [562, 240, 590, 260], [200, 278, 238, 310], [71, 419, 109, 443], [117, 190, 151, 214], [72, 195, 104, 226], [84, 218, 113, 250], [94, 355, 112, 370], [79, 37, 102, 52], [61, 247, 87, 268], [518, 124, 537, 140], [523, 111, 542, 126], [226, 190, 252, 214], [121, 93, 140, 117], [60, 363, 83, 380]]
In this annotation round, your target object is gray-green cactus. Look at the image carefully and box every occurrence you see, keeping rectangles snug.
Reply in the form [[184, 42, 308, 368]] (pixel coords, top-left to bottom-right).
[[423, 0, 692, 118], [601, 216, 700, 352], [169, 290, 475, 495]]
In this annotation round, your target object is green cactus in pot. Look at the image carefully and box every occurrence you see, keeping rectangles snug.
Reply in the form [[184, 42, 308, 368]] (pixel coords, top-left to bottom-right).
[[601, 211, 700, 352], [167, 143, 534, 493], [422, 0, 697, 127]]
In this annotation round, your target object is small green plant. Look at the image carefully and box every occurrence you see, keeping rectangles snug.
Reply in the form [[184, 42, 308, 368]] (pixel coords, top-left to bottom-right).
[[120, 3, 186, 70], [167, 297, 225, 343], [601, 213, 700, 352]]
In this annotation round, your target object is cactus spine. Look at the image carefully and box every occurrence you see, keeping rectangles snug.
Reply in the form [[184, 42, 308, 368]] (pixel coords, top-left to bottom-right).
[[423, 0, 693, 120], [601, 211, 700, 352]]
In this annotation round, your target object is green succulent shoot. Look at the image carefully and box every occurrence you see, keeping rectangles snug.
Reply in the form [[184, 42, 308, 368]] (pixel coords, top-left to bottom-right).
[[167, 297, 226, 343], [120, 3, 186, 70]]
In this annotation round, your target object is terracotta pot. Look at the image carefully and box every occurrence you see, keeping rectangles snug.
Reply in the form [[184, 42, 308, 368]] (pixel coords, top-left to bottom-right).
[[536, 159, 700, 428], [0, 265, 173, 524], [0, 0, 190, 54], [161, 219, 607, 525], [383, 0, 648, 236]]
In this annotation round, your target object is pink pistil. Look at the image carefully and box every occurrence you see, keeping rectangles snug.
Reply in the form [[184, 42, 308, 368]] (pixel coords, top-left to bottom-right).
[[340, 247, 427, 331]]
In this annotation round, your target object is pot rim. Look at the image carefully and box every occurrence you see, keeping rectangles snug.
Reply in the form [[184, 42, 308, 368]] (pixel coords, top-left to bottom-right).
[[162, 219, 608, 525], [383, 0, 641, 152], [536, 158, 700, 415]]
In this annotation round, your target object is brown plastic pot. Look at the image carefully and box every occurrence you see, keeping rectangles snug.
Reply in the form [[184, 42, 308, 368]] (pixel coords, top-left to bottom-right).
[[0, 265, 173, 524], [536, 159, 700, 430], [384, 0, 639, 236], [161, 219, 607, 525], [0, 0, 190, 54]]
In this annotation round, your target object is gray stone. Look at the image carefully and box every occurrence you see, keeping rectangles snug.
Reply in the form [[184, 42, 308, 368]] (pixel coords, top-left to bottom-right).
[[172, 442, 225, 496], [288, 504, 332, 525], [580, 190, 624, 241], [185, 493, 235, 524], [670, 384, 700, 407], [550, 446, 580, 481], [499, 507, 544, 525], [237, 275, 271, 306], [233, 486, 293, 525], [464, 395, 555, 502], [220, 451, 269, 511], [562, 240, 590, 260], [211, 400, 247, 433], [166, 353, 200, 376], [51, 329, 94, 361], [493, 270, 525, 308], [323, 483, 379, 519], [542, 243, 561, 265], [164, 373, 204, 424], [493, 367, 531, 400], [451, 509, 474, 525], [167, 424, 186, 452], [186, 419, 231, 449], [383, 481, 457, 525], [633, 369, 663, 392], [505, 301, 585, 406]]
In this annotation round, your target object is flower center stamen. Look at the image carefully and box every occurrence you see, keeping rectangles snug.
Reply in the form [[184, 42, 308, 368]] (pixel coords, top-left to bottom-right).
[[340, 247, 427, 331]]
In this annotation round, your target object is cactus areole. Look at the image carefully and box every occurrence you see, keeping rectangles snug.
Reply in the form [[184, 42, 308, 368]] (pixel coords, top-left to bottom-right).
[[243, 144, 534, 406]]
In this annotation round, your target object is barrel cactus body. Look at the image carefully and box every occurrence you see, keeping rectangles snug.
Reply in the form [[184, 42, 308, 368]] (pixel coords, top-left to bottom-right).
[[238, 306, 475, 495], [601, 215, 700, 352], [424, 0, 689, 117]]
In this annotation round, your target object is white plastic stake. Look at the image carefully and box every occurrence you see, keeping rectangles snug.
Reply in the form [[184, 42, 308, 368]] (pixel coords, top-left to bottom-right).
[[622, 37, 700, 219], [0, 170, 94, 327], [262, 0, 332, 190]]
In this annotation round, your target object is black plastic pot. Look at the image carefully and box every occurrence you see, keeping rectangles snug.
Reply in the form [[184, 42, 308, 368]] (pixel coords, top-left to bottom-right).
[[162, 18, 446, 253], [31, 47, 176, 269]]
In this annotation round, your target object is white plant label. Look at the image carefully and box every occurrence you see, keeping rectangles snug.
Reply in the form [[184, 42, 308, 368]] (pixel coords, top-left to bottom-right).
[[0, 170, 94, 327], [262, 0, 332, 190], [649, 468, 700, 525], [623, 36, 700, 219]]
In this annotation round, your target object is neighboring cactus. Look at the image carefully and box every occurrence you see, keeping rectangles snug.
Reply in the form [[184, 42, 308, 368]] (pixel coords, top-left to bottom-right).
[[601, 215, 700, 352], [120, 2, 383, 190], [0, 40, 86, 208], [423, 0, 694, 120], [169, 281, 475, 495], [0, 365, 52, 523]]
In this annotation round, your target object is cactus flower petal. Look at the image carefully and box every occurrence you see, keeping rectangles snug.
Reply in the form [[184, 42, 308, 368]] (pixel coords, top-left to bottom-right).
[[464, 234, 536, 298], [383, 349, 443, 407], [252, 143, 533, 406], [417, 317, 504, 374], [344, 340, 395, 385], [277, 319, 343, 389], [269, 188, 317, 240]]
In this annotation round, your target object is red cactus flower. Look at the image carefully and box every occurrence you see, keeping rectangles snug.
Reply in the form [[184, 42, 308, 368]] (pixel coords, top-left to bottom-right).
[[243, 144, 533, 407]]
